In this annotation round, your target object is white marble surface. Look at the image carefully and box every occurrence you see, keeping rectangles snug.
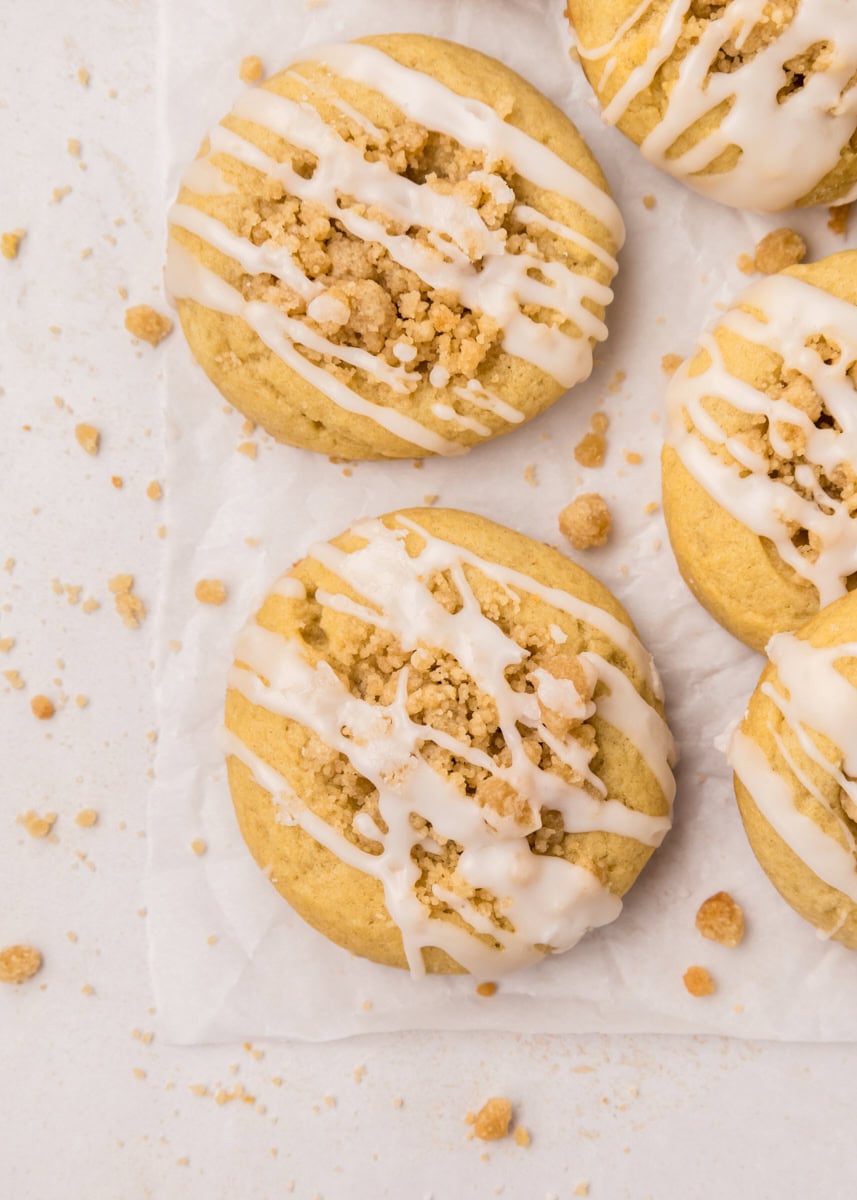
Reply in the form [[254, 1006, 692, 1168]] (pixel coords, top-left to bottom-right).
[[1, 1, 855, 1197]]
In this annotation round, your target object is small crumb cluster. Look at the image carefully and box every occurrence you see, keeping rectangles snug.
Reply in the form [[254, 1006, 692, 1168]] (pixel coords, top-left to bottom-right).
[[574, 410, 609, 468], [739, 227, 807, 276], [471, 1097, 513, 1142], [0, 944, 42, 984], [108, 574, 146, 628], [124, 305, 173, 347], [559, 493, 611, 551]]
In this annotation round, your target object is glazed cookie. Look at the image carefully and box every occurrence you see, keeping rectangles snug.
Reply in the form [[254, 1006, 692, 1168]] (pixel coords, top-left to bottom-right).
[[224, 508, 676, 977], [730, 591, 857, 947], [567, 0, 857, 211], [166, 35, 624, 460], [662, 251, 857, 653]]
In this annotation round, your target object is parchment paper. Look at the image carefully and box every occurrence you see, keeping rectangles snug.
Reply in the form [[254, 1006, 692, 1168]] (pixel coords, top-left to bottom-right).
[[148, 0, 857, 1043]]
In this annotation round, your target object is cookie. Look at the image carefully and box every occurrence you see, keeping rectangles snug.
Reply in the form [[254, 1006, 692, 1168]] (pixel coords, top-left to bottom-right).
[[729, 590, 857, 948], [662, 251, 857, 653], [224, 508, 676, 977], [166, 34, 624, 460], [567, 0, 857, 211]]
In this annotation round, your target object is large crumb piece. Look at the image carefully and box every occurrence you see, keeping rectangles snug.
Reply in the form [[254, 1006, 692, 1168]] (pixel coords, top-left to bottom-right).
[[574, 431, 606, 468], [31, 695, 55, 720], [753, 227, 806, 275], [19, 810, 57, 838], [683, 965, 716, 997], [0, 944, 42, 984], [74, 423, 101, 456], [559, 494, 611, 550], [239, 55, 264, 83], [124, 305, 173, 347], [195, 579, 227, 606], [472, 1097, 513, 1142], [695, 891, 745, 947], [108, 574, 146, 629], [828, 203, 852, 236], [2, 229, 26, 260]]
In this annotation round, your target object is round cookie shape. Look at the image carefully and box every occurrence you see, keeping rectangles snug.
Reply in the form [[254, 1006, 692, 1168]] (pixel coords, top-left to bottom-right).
[[730, 590, 857, 948], [166, 35, 624, 460], [567, 0, 857, 211], [224, 508, 676, 977], [662, 251, 857, 653]]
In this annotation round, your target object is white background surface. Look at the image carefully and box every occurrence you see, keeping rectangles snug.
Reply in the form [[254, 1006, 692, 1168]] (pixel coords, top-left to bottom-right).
[[2, 1, 856, 1197]]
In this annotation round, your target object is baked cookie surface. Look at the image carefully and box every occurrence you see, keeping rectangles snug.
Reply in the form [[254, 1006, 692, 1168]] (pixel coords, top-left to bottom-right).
[[662, 251, 857, 653], [730, 590, 857, 948], [224, 508, 675, 977], [167, 34, 624, 460], [567, 0, 857, 211]]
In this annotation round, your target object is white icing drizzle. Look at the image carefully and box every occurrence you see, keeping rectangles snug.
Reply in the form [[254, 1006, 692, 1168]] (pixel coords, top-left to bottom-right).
[[584, 0, 857, 210], [180, 157, 235, 197], [430, 403, 492, 438], [226, 516, 675, 977], [167, 40, 623, 453], [729, 631, 857, 906], [666, 273, 857, 606]]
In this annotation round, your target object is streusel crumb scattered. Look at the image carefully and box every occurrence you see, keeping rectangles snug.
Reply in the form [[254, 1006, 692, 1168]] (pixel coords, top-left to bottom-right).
[[75, 809, 98, 828], [52, 186, 72, 204], [4, 670, 25, 690], [74, 423, 100, 456], [573, 1184, 590, 1197], [237, 441, 258, 459], [624, 450, 642, 465], [239, 55, 264, 83], [736, 252, 755, 275], [661, 353, 683, 377], [523, 464, 537, 487], [19, 811, 57, 838], [67, 138, 81, 158], [111, 475, 123, 489], [642, 194, 656, 210], [475, 982, 497, 997], [0, 945, 42, 984], [472, 1098, 513, 1142], [195, 579, 227, 606], [574, 431, 606, 468], [146, 481, 162, 501], [2, 229, 26, 260], [514, 1126, 531, 1147], [828, 203, 852, 236], [77, 67, 90, 86], [124, 305, 173, 347], [683, 965, 716, 997], [75, 695, 89, 708], [108, 574, 146, 629], [0, 638, 14, 653], [754, 227, 806, 275], [695, 891, 745, 947], [191, 838, 207, 856], [559, 494, 611, 550], [31, 695, 55, 720]]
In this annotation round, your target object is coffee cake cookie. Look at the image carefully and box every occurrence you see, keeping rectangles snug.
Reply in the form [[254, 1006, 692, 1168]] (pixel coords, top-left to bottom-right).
[[730, 591, 857, 947], [662, 251, 857, 652], [567, 0, 857, 211], [224, 508, 676, 977], [166, 34, 624, 459]]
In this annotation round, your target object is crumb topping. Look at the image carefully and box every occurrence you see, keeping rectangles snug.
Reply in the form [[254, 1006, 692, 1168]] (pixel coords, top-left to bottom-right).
[[0, 944, 42, 984], [559, 494, 611, 550], [695, 891, 745, 947], [472, 1097, 513, 1141], [753, 227, 806, 275], [124, 305, 173, 347], [683, 965, 716, 997], [19, 810, 57, 838]]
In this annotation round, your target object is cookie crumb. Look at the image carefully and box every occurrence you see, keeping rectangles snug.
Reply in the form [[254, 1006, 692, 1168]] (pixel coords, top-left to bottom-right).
[[573, 1184, 590, 1197], [111, 475, 123, 489], [0, 945, 42, 984], [392, 1096, 404, 1109], [0, 637, 14, 653], [194, 579, 227, 606], [239, 55, 264, 83], [52, 186, 72, 204], [828, 203, 852, 236], [736, 252, 755, 275], [661, 353, 683, 377], [81, 984, 95, 996], [642, 194, 656, 210], [74, 423, 101, 456], [31, 695, 55, 720], [683, 965, 716, 997], [695, 891, 745, 947], [753, 227, 806, 275], [523, 464, 537, 487], [574, 431, 606, 469], [75, 695, 89, 708], [472, 1097, 513, 1142], [237, 441, 258, 460], [2, 229, 26, 260], [559, 494, 611, 550], [67, 138, 81, 158], [108, 574, 146, 629], [124, 305, 173, 347], [422, 493, 439, 506], [624, 450, 642, 465], [77, 67, 90, 86], [513, 1126, 531, 1148], [75, 809, 98, 828], [19, 810, 57, 838], [67, 931, 78, 943], [4, 669, 25, 690], [146, 481, 162, 501], [82, 597, 100, 614], [475, 981, 497, 997], [190, 838, 207, 857]]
